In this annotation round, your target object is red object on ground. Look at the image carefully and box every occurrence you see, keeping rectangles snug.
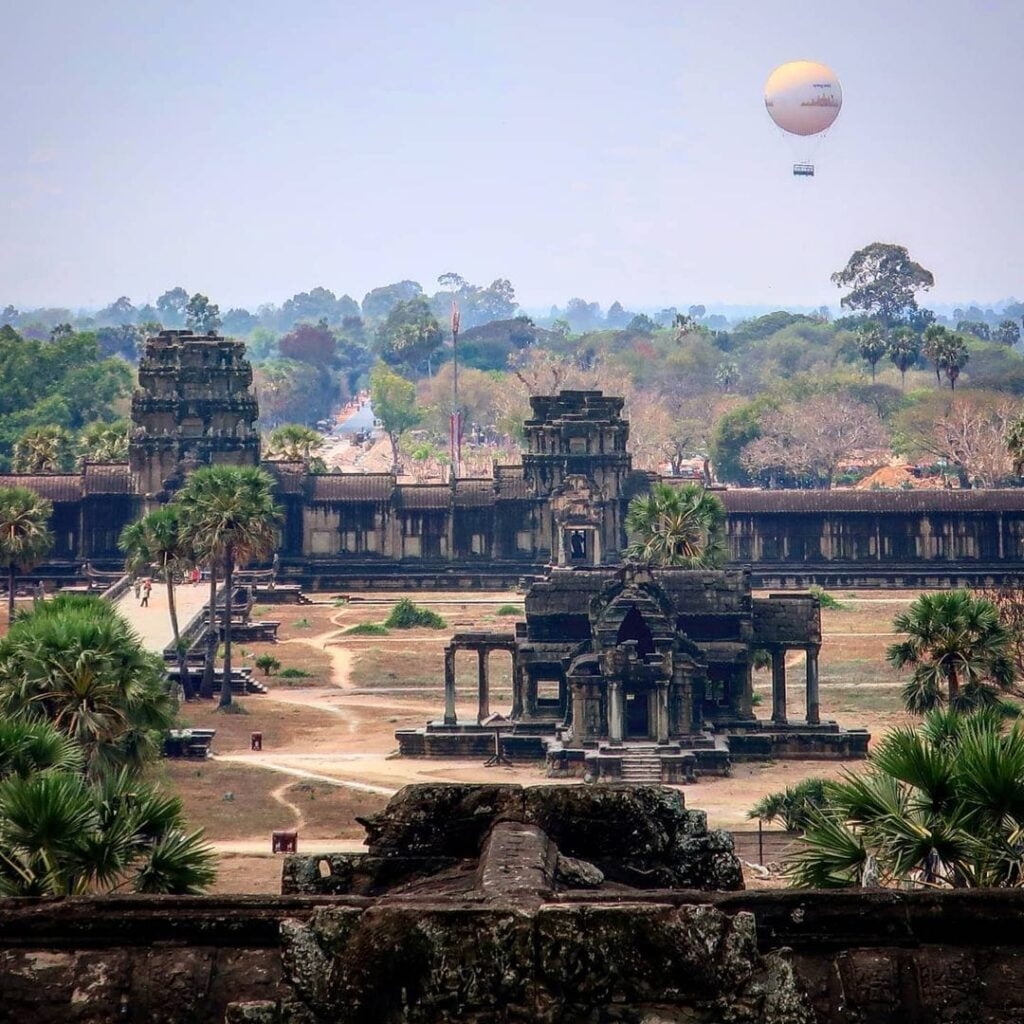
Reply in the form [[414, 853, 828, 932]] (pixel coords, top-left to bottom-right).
[[272, 830, 297, 853]]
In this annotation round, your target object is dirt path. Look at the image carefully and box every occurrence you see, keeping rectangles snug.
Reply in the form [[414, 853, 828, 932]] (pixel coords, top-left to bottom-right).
[[214, 753, 398, 796]]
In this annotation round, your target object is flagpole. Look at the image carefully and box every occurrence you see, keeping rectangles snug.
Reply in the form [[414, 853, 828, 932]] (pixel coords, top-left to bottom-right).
[[450, 300, 461, 481]]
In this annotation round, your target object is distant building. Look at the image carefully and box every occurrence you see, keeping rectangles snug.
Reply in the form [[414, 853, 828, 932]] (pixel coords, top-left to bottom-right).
[[4, 329, 1024, 590]]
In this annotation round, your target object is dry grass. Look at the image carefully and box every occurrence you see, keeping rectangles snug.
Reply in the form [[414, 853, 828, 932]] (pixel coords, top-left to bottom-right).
[[176, 696, 342, 755]]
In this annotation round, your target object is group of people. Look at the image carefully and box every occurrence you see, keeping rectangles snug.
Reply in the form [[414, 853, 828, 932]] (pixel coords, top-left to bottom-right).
[[132, 577, 153, 607], [132, 567, 204, 607]]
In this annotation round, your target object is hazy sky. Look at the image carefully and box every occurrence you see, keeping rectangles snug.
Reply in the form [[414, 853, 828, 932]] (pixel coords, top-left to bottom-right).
[[3, 1, 1022, 312]]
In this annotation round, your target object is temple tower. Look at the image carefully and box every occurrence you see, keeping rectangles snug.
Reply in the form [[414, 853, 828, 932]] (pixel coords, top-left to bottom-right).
[[130, 329, 260, 500], [521, 391, 632, 565]]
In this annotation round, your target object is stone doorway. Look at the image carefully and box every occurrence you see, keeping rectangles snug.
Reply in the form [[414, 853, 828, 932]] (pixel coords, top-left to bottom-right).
[[625, 690, 650, 739]]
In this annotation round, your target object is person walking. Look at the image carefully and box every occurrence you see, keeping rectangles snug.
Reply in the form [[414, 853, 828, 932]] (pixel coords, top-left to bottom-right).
[[141, 578, 152, 607], [133, 577, 142, 600]]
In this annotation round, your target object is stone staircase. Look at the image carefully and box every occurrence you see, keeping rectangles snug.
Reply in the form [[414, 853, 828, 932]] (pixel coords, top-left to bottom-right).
[[619, 747, 662, 784]]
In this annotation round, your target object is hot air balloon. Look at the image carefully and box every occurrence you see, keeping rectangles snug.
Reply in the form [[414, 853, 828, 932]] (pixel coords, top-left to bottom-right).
[[764, 60, 842, 177]]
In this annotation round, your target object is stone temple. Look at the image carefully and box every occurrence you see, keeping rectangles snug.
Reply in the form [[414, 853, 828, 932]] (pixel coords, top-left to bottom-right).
[[397, 563, 869, 777], [5, 329, 1024, 593]]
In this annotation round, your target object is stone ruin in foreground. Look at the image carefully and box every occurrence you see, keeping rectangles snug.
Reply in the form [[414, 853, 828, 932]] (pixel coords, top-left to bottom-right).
[[6, 783, 1024, 1022]]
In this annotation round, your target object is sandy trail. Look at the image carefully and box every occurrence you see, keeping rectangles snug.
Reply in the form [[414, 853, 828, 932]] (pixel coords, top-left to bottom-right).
[[270, 781, 306, 830], [214, 754, 398, 795]]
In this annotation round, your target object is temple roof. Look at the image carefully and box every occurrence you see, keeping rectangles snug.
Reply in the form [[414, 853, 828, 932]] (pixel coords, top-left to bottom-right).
[[454, 479, 497, 507], [83, 464, 132, 494], [0, 474, 82, 502], [398, 484, 450, 509], [309, 474, 395, 502], [718, 488, 1024, 513]]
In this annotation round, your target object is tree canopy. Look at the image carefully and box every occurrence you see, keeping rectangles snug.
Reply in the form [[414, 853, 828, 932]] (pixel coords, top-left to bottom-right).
[[831, 243, 934, 325]]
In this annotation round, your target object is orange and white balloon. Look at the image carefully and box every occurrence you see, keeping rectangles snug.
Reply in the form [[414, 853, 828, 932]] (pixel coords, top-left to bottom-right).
[[764, 60, 842, 137]]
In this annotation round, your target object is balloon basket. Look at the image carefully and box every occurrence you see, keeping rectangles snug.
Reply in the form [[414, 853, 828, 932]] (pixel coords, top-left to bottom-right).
[[793, 163, 815, 177]]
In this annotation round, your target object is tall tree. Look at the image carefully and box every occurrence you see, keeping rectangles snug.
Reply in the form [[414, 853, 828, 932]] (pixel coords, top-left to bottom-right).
[[0, 595, 174, 775], [267, 424, 325, 467], [0, 487, 53, 624], [370, 363, 422, 473], [625, 482, 726, 567], [156, 287, 189, 327], [184, 294, 221, 333], [996, 320, 1021, 347], [120, 507, 196, 700], [937, 332, 969, 390], [13, 426, 74, 473], [361, 280, 423, 321], [375, 298, 444, 374], [888, 590, 1016, 712], [278, 322, 336, 366], [78, 421, 129, 463], [178, 467, 280, 708], [857, 321, 888, 381], [740, 396, 889, 489], [831, 243, 935, 325], [922, 324, 949, 385], [886, 326, 921, 389]]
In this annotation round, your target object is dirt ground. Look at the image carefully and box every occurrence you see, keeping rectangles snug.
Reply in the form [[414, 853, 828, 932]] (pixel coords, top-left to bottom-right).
[[1, 587, 920, 894], [150, 588, 922, 893]]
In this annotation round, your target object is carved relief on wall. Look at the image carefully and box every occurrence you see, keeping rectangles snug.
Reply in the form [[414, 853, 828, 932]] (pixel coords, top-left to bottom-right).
[[550, 473, 604, 526]]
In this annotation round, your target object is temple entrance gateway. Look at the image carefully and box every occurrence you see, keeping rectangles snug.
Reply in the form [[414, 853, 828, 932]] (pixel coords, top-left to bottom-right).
[[625, 690, 650, 738]]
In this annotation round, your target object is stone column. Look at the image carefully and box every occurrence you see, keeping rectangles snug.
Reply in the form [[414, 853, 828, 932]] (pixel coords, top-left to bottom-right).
[[656, 683, 670, 744], [805, 647, 820, 725], [510, 658, 524, 719], [672, 667, 692, 735], [607, 681, 623, 745], [443, 647, 457, 726], [771, 649, 788, 725], [477, 649, 490, 723], [569, 684, 586, 746]]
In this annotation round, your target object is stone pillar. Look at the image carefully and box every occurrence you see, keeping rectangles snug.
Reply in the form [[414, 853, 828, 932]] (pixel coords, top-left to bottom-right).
[[771, 649, 788, 725], [608, 681, 623, 745], [569, 684, 586, 746], [672, 667, 692, 735], [805, 647, 820, 725], [477, 649, 490, 723], [510, 659, 524, 719], [443, 647, 457, 726], [656, 683, 669, 744]]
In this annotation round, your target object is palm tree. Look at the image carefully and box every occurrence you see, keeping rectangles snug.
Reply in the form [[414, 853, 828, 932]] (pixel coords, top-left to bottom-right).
[[120, 507, 196, 700], [0, 487, 54, 625], [887, 590, 1016, 713], [0, 720, 215, 896], [886, 326, 921, 390], [922, 324, 948, 385], [78, 421, 130, 463], [178, 466, 280, 708], [625, 482, 726, 568], [12, 426, 74, 473], [857, 322, 887, 381], [786, 708, 1024, 889], [938, 333, 969, 390], [0, 596, 174, 777], [267, 423, 325, 465]]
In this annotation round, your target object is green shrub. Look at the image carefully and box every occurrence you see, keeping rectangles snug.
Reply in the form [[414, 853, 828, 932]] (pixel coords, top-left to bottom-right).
[[293, 617, 312, 629], [748, 778, 829, 831], [751, 648, 772, 671], [809, 585, 844, 610], [496, 604, 521, 616], [254, 654, 281, 676], [278, 667, 312, 679], [345, 622, 390, 636], [383, 598, 446, 630]]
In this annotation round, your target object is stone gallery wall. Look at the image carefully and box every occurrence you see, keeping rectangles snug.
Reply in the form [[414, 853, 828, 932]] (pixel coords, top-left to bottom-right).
[[3, 890, 1024, 1023]]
